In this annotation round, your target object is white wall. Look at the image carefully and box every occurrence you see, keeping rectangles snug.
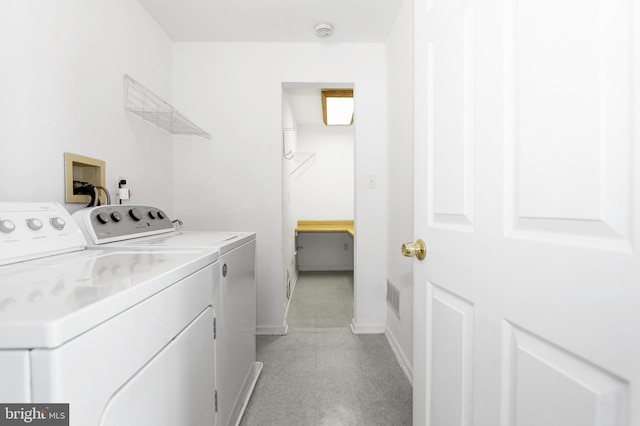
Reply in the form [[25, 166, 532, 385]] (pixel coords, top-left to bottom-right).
[[172, 43, 388, 334], [386, 0, 415, 380], [293, 125, 354, 220], [0, 1, 174, 213]]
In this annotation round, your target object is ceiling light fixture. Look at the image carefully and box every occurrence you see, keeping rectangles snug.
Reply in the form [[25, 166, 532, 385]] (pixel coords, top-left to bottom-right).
[[315, 23, 334, 38], [322, 89, 354, 126]]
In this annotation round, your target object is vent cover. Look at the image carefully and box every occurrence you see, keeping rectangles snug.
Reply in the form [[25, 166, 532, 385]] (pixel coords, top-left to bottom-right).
[[386, 280, 400, 318]]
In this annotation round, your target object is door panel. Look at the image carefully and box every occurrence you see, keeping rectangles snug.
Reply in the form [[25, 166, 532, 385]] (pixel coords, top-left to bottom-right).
[[413, 0, 639, 424], [428, 283, 474, 426], [504, 0, 633, 248], [502, 323, 628, 426], [428, 3, 475, 231]]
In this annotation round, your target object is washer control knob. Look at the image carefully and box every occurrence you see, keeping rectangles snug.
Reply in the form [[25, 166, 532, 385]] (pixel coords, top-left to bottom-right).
[[111, 212, 123, 223], [157, 211, 166, 220], [27, 218, 43, 231], [0, 298, 16, 311], [0, 220, 16, 234], [148, 210, 157, 220], [50, 217, 66, 230], [129, 208, 143, 221], [96, 213, 110, 224]]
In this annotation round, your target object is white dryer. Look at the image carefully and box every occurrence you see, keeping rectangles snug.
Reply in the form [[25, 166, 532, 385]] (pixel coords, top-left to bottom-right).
[[73, 204, 261, 426], [0, 203, 219, 426]]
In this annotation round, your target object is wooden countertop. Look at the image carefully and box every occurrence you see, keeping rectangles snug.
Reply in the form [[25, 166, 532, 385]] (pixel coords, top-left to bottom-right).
[[295, 220, 354, 237]]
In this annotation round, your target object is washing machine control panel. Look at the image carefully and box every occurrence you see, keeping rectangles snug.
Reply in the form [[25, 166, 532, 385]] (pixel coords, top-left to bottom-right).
[[0, 202, 87, 265], [73, 205, 175, 245]]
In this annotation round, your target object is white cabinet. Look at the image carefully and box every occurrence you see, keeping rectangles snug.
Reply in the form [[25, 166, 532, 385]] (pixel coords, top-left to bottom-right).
[[296, 232, 353, 271]]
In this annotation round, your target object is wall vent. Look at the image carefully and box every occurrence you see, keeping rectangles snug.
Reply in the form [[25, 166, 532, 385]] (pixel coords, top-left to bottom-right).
[[386, 280, 400, 318]]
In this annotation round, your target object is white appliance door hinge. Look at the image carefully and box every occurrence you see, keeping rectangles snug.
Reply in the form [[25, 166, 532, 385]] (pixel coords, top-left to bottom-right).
[[215, 390, 218, 412]]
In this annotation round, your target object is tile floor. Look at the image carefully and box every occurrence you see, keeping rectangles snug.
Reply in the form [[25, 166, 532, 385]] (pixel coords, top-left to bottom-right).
[[240, 271, 412, 426]]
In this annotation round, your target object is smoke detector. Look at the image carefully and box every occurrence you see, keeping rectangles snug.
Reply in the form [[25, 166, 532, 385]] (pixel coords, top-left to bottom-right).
[[315, 23, 334, 38]]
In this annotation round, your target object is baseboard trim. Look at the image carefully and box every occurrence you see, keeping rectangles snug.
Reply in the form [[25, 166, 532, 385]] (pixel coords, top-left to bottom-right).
[[298, 266, 354, 272], [385, 328, 413, 385], [231, 361, 263, 426], [256, 323, 288, 335], [350, 319, 386, 334]]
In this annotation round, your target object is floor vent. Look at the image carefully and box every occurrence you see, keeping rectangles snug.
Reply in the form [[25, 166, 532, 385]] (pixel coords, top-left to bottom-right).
[[386, 280, 400, 318]]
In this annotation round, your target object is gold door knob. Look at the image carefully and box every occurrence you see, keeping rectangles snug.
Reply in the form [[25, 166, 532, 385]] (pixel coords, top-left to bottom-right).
[[401, 239, 427, 260]]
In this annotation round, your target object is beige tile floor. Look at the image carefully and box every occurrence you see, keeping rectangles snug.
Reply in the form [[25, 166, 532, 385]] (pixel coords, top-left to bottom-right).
[[240, 271, 412, 426]]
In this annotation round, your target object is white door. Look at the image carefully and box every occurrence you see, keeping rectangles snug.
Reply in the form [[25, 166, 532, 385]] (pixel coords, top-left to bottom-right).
[[412, 0, 639, 425]]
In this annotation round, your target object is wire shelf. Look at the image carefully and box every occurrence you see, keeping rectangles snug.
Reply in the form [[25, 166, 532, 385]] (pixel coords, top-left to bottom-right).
[[123, 75, 211, 140], [290, 152, 315, 179]]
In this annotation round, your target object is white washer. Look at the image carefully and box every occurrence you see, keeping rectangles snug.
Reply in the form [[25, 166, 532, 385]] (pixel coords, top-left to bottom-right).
[[73, 204, 261, 426], [0, 203, 220, 426]]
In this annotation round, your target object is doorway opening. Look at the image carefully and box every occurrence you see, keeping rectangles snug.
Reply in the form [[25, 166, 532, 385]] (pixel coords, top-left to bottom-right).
[[281, 83, 355, 331]]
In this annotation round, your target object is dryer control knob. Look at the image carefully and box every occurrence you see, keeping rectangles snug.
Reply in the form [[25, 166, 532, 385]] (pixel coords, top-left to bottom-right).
[[0, 297, 16, 311], [157, 211, 166, 220], [111, 212, 123, 223], [27, 218, 43, 231], [96, 213, 110, 224], [129, 208, 143, 221], [50, 217, 66, 230], [148, 210, 157, 220], [0, 220, 16, 233]]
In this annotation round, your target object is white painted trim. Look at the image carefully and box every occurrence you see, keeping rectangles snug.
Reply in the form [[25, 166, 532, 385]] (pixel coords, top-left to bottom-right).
[[386, 328, 413, 385], [298, 266, 354, 272], [350, 319, 386, 334], [256, 323, 288, 335], [232, 362, 263, 426]]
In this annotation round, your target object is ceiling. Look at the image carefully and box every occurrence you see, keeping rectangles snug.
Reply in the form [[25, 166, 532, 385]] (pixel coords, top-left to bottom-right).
[[136, 1, 385, 126], [137, 0, 404, 43], [285, 88, 323, 126]]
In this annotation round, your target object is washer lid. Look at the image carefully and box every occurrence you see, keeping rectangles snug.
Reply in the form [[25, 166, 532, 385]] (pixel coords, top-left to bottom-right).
[[0, 248, 218, 349], [101, 231, 255, 254]]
